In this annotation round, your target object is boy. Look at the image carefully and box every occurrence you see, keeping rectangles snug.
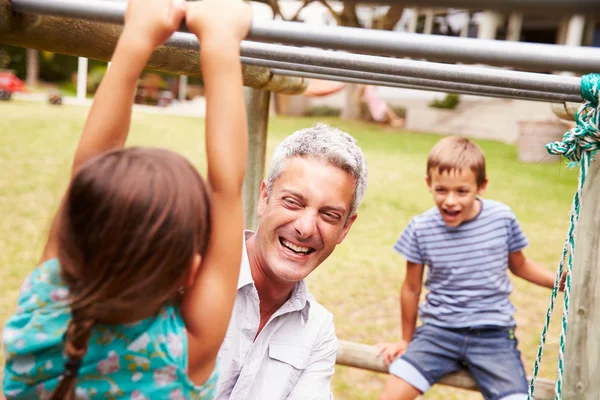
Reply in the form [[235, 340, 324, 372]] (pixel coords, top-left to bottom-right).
[[376, 136, 563, 400]]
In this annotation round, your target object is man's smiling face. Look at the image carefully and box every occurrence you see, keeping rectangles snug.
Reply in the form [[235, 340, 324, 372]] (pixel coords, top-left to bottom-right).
[[254, 156, 357, 284]]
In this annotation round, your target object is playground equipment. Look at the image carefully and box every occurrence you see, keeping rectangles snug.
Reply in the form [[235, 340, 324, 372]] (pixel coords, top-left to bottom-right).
[[2, 1, 600, 398]]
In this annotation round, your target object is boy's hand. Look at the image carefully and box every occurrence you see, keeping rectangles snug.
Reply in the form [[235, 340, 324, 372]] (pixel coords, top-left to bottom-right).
[[123, 0, 186, 50], [375, 340, 408, 366], [186, 0, 252, 44], [559, 270, 567, 291]]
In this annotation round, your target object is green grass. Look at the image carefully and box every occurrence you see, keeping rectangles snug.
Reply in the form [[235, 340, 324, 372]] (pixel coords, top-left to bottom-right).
[[0, 101, 576, 399]]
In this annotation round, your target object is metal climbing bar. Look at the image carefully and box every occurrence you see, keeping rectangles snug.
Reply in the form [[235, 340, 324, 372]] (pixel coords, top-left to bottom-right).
[[11, 0, 600, 74], [162, 32, 583, 101], [251, 60, 583, 103]]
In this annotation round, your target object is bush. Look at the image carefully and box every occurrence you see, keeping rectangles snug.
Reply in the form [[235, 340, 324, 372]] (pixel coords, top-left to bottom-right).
[[305, 106, 341, 117], [429, 93, 460, 109]]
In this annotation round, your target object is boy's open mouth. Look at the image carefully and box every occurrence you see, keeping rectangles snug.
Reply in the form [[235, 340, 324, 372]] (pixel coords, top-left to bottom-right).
[[279, 237, 315, 255], [443, 209, 460, 217]]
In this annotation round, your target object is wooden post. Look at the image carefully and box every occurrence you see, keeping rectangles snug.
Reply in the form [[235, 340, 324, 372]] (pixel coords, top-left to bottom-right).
[[563, 159, 600, 399], [243, 88, 270, 230], [336, 340, 556, 399], [25, 48, 38, 87]]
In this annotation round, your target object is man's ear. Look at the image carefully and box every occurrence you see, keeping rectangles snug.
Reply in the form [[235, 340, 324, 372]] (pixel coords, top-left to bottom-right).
[[337, 213, 358, 245], [257, 180, 269, 218]]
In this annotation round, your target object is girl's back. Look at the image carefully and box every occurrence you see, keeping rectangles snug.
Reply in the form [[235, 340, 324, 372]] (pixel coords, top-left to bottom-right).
[[4, 259, 217, 399]]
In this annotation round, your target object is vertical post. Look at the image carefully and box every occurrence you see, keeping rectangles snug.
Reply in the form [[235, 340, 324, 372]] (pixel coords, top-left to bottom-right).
[[565, 15, 586, 46], [407, 8, 419, 33], [460, 12, 471, 38], [561, 15, 586, 76], [243, 88, 270, 230], [26, 49, 39, 87], [563, 159, 600, 399], [178, 75, 188, 102], [506, 12, 523, 41], [477, 10, 503, 40], [423, 8, 434, 35], [77, 57, 88, 102]]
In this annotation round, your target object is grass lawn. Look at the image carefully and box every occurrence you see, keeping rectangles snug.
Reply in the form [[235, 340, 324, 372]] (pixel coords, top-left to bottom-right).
[[0, 101, 576, 398]]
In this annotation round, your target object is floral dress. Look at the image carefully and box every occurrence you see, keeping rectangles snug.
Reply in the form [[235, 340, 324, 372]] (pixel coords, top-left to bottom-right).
[[2, 258, 218, 399]]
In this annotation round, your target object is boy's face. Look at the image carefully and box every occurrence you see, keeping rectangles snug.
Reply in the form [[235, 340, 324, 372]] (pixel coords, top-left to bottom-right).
[[427, 168, 487, 227]]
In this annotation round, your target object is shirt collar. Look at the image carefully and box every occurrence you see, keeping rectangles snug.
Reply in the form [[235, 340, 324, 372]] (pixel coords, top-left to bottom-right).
[[239, 230, 311, 322]]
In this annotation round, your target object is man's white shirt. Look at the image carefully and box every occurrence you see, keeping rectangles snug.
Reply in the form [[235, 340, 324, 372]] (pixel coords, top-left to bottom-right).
[[214, 231, 337, 400]]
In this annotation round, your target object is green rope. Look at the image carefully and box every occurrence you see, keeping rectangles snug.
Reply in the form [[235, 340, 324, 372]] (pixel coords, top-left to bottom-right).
[[528, 73, 600, 400]]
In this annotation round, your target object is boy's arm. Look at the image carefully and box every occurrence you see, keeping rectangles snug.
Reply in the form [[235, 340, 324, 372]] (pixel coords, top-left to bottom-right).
[[377, 261, 424, 365], [509, 250, 565, 290], [401, 261, 425, 340], [180, 0, 251, 365]]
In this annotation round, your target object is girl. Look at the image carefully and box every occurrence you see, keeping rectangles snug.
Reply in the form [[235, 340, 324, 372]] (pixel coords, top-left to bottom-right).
[[2, 0, 251, 398]]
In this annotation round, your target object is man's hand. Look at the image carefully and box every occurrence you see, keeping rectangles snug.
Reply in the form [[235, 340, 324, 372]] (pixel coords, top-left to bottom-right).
[[375, 340, 408, 366]]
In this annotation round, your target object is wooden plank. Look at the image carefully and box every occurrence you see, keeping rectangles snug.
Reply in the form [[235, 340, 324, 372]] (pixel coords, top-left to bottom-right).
[[337, 339, 556, 399], [563, 158, 600, 399]]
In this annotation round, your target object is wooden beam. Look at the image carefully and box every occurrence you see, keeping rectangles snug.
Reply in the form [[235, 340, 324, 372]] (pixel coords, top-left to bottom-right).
[[0, 0, 307, 95], [337, 340, 556, 399], [563, 158, 600, 398]]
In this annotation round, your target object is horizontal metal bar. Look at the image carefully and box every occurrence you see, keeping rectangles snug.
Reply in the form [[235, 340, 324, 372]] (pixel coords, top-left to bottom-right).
[[270, 69, 580, 103], [12, 0, 600, 73], [250, 20, 600, 74], [12, 0, 585, 101], [238, 41, 583, 97]]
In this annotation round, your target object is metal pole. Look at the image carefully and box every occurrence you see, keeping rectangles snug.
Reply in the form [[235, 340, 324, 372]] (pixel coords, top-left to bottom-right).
[[563, 159, 600, 399], [243, 88, 270, 231], [236, 41, 584, 97], [11, 0, 600, 74], [271, 69, 582, 103], [254, 59, 582, 103], [76, 57, 88, 102]]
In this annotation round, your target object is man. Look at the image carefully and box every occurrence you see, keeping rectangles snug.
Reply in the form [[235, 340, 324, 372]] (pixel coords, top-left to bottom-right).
[[216, 123, 368, 400]]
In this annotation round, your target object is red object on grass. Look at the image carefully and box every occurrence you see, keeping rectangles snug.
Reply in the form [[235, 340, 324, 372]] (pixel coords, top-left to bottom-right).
[[0, 70, 26, 93]]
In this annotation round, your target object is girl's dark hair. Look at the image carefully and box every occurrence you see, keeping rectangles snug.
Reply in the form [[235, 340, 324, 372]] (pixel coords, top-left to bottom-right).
[[49, 148, 211, 400]]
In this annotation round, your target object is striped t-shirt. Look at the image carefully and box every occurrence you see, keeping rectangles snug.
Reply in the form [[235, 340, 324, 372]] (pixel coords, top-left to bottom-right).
[[394, 199, 528, 328]]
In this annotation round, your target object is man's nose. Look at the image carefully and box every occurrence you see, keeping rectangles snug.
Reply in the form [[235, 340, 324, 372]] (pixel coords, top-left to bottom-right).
[[294, 210, 317, 239]]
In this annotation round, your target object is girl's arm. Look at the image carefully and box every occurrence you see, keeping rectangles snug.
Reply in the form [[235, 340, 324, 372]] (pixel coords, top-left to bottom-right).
[[181, 0, 252, 372], [40, 0, 186, 263]]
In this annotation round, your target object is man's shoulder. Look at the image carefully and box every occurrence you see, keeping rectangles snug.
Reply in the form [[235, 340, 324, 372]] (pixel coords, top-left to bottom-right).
[[306, 292, 334, 326]]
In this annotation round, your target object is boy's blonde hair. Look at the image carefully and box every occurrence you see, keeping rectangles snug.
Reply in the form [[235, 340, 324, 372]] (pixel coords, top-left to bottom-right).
[[427, 136, 486, 187]]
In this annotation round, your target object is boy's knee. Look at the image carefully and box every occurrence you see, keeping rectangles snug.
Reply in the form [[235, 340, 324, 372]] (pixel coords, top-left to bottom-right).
[[379, 375, 422, 400]]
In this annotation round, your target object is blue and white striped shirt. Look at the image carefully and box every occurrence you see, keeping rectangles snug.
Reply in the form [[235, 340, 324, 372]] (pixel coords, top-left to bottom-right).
[[394, 199, 528, 328]]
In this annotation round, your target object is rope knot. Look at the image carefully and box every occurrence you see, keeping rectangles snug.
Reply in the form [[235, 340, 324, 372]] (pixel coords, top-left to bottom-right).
[[545, 73, 600, 164]]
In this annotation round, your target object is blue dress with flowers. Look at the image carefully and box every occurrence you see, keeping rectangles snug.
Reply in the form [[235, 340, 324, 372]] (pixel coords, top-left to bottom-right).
[[2, 258, 218, 399]]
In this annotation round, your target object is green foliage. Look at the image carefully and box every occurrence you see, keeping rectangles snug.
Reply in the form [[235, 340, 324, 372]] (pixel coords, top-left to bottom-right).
[[305, 106, 341, 117], [429, 93, 461, 109]]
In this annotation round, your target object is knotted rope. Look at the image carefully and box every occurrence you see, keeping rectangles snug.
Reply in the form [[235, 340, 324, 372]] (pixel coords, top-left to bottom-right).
[[528, 73, 600, 400]]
